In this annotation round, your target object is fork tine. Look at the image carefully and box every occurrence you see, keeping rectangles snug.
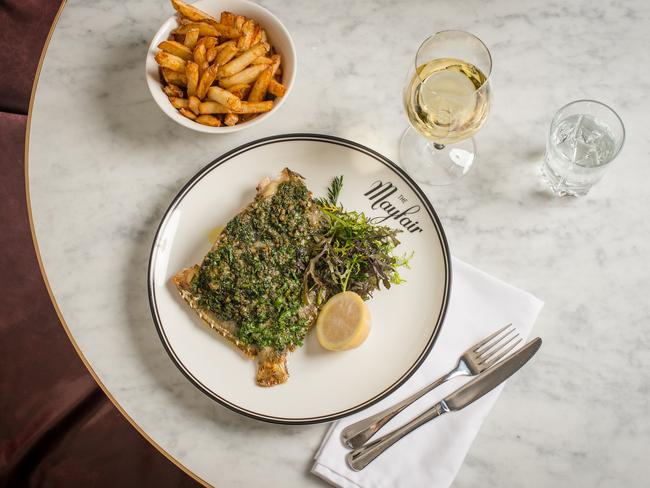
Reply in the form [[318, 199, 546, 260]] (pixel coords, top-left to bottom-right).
[[481, 338, 523, 368], [477, 329, 516, 357], [478, 333, 520, 363], [472, 323, 513, 352]]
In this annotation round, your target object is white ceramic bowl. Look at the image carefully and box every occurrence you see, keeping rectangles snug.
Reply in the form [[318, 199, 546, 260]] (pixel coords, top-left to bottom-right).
[[145, 0, 296, 133]]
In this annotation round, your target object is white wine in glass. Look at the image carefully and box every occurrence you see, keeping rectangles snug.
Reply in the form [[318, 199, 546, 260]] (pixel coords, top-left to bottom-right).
[[400, 32, 492, 185]]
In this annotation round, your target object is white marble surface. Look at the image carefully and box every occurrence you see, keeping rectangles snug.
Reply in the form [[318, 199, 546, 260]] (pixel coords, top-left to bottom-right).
[[29, 0, 650, 486]]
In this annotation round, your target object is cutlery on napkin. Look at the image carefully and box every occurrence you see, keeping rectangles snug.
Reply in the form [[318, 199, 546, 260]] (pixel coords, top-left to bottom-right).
[[312, 257, 544, 488]]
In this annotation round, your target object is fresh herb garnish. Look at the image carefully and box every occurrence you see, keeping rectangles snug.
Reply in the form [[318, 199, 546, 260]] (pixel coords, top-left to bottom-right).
[[314, 175, 343, 207], [304, 177, 411, 306]]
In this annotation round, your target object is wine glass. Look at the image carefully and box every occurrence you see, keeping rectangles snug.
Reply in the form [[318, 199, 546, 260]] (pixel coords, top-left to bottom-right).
[[400, 30, 492, 186]]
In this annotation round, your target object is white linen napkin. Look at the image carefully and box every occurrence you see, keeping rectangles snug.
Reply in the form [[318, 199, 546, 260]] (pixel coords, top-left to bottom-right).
[[312, 257, 544, 488]]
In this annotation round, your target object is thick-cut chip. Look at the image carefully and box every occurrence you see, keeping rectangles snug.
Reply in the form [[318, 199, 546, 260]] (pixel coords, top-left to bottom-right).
[[211, 24, 241, 38], [193, 44, 207, 70], [214, 40, 235, 53], [183, 27, 199, 49], [162, 68, 187, 86], [199, 101, 231, 114], [220, 43, 267, 78], [269, 54, 281, 76], [206, 46, 218, 63], [207, 86, 242, 110], [196, 36, 218, 50], [251, 56, 273, 65], [215, 44, 238, 66], [179, 107, 197, 119], [171, 0, 217, 23], [158, 40, 192, 60], [220, 11, 235, 26], [227, 83, 251, 99], [186, 62, 199, 96], [163, 84, 184, 98], [188, 95, 201, 115], [196, 114, 222, 126], [268, 78, 286, 97], [237, 19, 257, 50], [234, 15, 245, 30], [169, 97, 189, 109], [219, 64, 268, 88], [155, 51, 186, 72], [175, 22, 219, 37], [224, 113, 239, 126], [235, 101, 273, 114], [196, 64, 219, 99], [248, 66, 272, 102]]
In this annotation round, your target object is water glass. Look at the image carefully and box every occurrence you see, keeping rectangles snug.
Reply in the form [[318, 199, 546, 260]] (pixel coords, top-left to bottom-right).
[[541, 100, 625, 196]]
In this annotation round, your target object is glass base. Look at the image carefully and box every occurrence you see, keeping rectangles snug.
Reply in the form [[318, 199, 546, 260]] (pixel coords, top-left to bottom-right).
[[399, 126, 476, 186]]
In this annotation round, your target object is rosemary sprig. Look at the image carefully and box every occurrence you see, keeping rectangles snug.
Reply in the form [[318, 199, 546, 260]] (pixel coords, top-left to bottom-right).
[[313, 175, 343, 207]]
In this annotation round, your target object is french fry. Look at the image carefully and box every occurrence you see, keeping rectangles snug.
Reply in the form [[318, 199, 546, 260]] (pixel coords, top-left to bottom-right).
[[196, 36, 218, 50], [196, 114, 222, 127], [268, 79, 286, 97], [196, 64, 219, 99], [248, 66, 272, 102], [206, 46, 218, 63], [220, 43, 267, 78], [155, 51, 186, 72], [220, 11, 235, 26], [169, 97, 189, 109], [237, 19, 256, 50], [227, 83, 251, 99], [207, 86, 242, 110], [260, 29, 268, 43], [212, 24, 241, 38], [219, 64, 268, 88], [188, 95, 201, 115], [186, 61, 199, 96], [183, 27, 199, 50], [193, 44, 207, 69], [179, 107, 197, 120], [199, 101, 231, 114], [235, 101, 273, 114], [175, 22, 219, 37], [162, 68, 187, 86], [215, 44, 238, 66], [234, 15, 245, 31], [214, 40, 235, 53], [158, 40, 192, 60], [251, 56, 273, 65], [224, 113, 239, 126], [171, 0, 217, 23], [269, 54, 281, 76], [250, 26, 262, 46], [163, 84, 184, 98]]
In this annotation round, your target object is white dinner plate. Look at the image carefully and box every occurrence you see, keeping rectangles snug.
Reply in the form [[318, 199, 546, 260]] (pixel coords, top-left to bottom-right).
[[148, 134, 451, 424]]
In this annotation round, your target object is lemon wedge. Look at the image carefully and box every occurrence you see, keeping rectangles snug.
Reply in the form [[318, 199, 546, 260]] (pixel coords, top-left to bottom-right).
[[316, 291, 371, 351]]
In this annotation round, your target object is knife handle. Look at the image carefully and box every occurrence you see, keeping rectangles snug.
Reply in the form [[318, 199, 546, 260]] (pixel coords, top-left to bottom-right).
[[345, 401, 450, 471]]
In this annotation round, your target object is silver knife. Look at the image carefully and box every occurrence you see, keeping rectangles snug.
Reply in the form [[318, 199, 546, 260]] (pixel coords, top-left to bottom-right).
[[346, 337, 542, 471]]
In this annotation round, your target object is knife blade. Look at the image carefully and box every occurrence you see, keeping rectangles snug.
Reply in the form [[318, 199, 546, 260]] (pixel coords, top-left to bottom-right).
[[445, 336, 542, 411], [346, 337, 542, 471]]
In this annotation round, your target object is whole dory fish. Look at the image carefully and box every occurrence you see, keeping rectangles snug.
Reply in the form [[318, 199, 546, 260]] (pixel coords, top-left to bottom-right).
[[173, 169, 324, 386]]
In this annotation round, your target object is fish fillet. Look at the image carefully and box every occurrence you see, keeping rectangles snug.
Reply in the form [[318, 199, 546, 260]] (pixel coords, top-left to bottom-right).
[[173, 168, 321, 386]]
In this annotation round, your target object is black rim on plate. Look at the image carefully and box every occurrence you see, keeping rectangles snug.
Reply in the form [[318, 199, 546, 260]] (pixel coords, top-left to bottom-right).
[[147, 133, 452, 424]]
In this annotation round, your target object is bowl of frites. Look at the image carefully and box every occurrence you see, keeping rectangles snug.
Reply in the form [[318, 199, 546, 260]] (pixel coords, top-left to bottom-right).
[[146, 0, 295, 133]]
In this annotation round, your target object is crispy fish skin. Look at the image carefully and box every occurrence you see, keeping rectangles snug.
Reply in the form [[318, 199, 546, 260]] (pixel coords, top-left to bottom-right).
[[173, 168, 318, 386]]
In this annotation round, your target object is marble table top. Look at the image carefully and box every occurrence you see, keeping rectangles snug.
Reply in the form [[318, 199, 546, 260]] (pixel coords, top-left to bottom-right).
[[29, 0, 650, 486]]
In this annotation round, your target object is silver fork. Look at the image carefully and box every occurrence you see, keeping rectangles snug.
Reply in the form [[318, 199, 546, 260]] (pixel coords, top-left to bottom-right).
[[340, 324, 522, 449]]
